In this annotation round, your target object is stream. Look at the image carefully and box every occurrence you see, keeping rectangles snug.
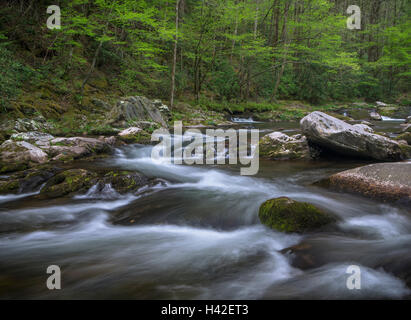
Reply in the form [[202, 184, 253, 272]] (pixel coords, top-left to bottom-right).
[[0, 120, 410, 299]]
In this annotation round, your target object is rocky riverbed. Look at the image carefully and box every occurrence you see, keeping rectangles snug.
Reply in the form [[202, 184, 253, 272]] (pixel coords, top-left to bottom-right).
[[0, 98, 410, 299]]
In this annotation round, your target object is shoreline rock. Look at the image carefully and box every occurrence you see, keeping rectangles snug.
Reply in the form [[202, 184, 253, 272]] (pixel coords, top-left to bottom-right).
[[317, 162, 411, 205], [300, 111, 411, 161]]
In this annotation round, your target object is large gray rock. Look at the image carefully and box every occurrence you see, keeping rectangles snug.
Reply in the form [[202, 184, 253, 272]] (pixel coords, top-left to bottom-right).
[[319, 162, 411, 204], [353, 124, 374, 133], [369, 111, 382, 121], [259, 132, 311, 160], [11, 132, 54, 148], [47, 137, 112, 160], [300, 112, 410, 161], [106, 96, 168, 128], [0, 140, 48, 164]]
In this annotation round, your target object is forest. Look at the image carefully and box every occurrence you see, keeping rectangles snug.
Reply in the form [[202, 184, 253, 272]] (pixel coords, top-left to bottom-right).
[[0, 0, 410, 116]]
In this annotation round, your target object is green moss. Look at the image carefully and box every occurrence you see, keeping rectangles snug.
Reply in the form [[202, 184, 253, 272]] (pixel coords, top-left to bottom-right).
[[259, 197, 335, 233], [0, 180, 19, 194], [40, 169, 97, 198], [119, 131, 152, 144], [0, 161, 28, 174]]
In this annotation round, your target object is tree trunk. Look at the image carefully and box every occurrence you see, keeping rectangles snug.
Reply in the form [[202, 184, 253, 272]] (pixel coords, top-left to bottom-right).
[[170, 0, 180, 108], [270, 1, 290, 102]]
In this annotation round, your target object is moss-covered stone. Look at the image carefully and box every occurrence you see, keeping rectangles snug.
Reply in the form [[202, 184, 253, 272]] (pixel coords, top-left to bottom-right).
[[0, 161, 28, 174], [259, 197, 335, 233], [0, 180, 20, 194], [40, 169, 98, 198], [102, 170, 149, 193], [118, 131, 152, 144], [0, 165, 60, 194]]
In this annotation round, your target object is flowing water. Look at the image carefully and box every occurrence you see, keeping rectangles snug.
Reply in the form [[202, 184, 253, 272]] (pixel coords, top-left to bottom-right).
[[0, 121, 410, 299]]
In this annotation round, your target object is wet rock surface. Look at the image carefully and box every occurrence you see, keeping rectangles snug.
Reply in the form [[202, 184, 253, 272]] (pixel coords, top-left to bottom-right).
[[259, 132, 312, 160], [259, 197, 336, 233], [300, 111, 410, 161], [318, 162, 411, 205]]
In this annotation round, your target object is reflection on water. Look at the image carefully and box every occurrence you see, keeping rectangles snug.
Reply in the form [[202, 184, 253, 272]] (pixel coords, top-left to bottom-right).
[[0, 121, 410, 299]]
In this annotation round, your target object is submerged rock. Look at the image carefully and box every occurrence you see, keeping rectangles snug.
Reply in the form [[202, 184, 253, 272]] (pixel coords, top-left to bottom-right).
[[300, 111, 410, 161], [259, 132, 311, 160], [259, 197, 335, 233], [318, 162, 411, 205]]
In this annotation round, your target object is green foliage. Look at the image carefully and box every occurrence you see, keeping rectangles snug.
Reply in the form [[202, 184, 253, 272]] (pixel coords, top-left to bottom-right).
[[0, 46, 34, 110], [0, 0, 409, 116]]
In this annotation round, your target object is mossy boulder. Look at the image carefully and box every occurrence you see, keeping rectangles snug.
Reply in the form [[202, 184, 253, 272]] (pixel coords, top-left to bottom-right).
[[0, 165, 61, 194], [0, 161, 28, 174], [100, 170, 150, 193], [118, 127, 152, 144], [0, 180, 20, 194], [40, 169, 98, 198], [259, 197, 335, 233]]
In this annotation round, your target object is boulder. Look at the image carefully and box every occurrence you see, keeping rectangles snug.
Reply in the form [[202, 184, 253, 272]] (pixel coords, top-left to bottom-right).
[[48, 137, 112, 160], [353, 124, 374, 133], [259, 132, 311, 160], [118, 127, 151, 144], [38, 169, 151, 198], [259, 197, 335, 233], [98, 171, 150, 194], [406, 116, 411, 124], [119, 127, 142, 137], [0, 165, 61, 194], [300, 111, 410, 161], [369, 111, 382, 121], [11, 131, 54, 148], [40, 169, 98, 198], [0, 140, 48, 165], [376, 101, 388, 107], [106, 96, 168, 128], [318, 162, 411, 204]]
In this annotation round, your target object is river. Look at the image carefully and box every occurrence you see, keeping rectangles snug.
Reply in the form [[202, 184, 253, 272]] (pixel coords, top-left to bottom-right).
[[0, 120, 410, 299]]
